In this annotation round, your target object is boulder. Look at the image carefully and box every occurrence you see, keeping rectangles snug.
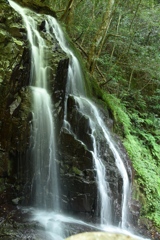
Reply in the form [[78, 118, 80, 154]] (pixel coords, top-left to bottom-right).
[[65, 232, 139, 240]]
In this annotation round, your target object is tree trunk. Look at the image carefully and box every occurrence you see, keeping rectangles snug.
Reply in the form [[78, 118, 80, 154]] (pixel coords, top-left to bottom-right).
[[88, 0, 115, 73], [61, 0, 75, 24]]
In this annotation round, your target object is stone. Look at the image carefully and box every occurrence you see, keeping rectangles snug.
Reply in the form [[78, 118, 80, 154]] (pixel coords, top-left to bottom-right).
[[59, 128, 97, 214], [53, 57, 69, 131], [9, 96, 21, 115], [65, 232, 138, 240], [12, 197, 20, 205]]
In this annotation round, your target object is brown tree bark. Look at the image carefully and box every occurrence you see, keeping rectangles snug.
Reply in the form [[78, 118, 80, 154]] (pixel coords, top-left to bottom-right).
[[61, 0, 75, 24], [88, 0, 115, 73]]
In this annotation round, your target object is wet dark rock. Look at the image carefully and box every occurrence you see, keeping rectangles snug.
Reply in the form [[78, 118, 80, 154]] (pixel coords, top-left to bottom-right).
[[0, 204, 51, 239], [59, 128, 97, 214], [136, 218, 160, 240], [66, 95, 93, 151], [39, 20, 46, 32], [53, 58, 69, 132], [9, 47, 31, 91], [129, 199, 141, 227], [59, 128, 93, 171]]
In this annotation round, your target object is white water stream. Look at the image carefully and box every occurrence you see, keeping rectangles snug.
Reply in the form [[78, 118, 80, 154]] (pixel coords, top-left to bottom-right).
[[46, 15, 129, 227], [9, 1, 149, 239], [9, 0, 61, 233]]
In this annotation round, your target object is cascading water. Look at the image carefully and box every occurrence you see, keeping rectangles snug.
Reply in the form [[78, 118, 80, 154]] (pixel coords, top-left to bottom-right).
[[9, 1, 149, 239], [9, 1, 63, 238], [46, 16, 130, 227]]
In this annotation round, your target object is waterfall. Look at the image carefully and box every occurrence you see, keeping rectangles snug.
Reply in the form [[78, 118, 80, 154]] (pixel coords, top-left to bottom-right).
[[9, 1, 149, 240], [8, 1, 60, 211], [46, 16, 130, 227]]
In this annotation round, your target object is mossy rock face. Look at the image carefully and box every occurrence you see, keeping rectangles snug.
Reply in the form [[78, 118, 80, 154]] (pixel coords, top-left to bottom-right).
[[0, 2, 24, 84], [13, 0, 56, 16], [14, 0, 51, 7], [0, 0, 28, 180]]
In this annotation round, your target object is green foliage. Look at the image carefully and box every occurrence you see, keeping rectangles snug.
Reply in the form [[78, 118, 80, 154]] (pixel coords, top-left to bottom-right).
[[124, 134, 160, 226], [102, 92, 131, 135]]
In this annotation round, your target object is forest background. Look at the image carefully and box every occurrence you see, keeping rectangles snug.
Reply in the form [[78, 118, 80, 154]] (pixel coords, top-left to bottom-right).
[[51, 0, 160, 229]]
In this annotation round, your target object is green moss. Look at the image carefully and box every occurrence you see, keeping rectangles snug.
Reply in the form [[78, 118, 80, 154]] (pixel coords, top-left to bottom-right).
[[123, 134, 160, 227], [85, 75, 103, 99], [72, 166, 82, 176], [102, 92, 131, 135]]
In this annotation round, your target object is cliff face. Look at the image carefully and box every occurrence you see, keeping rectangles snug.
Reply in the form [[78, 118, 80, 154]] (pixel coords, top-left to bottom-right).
[[0, 0, 30, 190]]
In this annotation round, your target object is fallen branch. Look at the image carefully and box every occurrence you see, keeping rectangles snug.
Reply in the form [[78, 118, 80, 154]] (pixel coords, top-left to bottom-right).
[[73, 32, 83, 42], [95, 64, 106, 81], [56, 9, 65, 13], [100, 78, 113, 87]]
